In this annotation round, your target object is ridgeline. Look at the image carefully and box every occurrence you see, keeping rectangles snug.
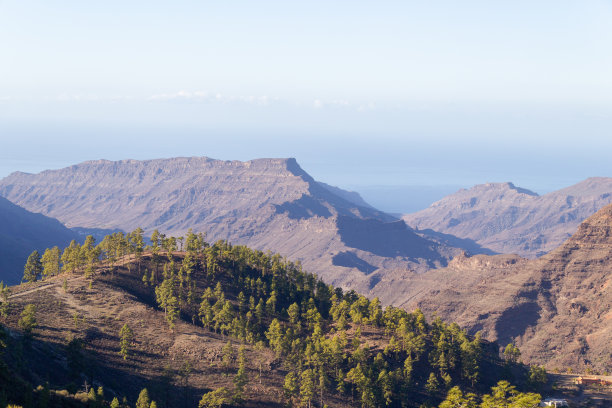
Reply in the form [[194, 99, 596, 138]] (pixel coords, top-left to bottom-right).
[[0, 230, 542, 407]]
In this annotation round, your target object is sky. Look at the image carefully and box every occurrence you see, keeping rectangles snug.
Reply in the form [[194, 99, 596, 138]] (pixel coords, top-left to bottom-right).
[[1, 1, 612, 211]]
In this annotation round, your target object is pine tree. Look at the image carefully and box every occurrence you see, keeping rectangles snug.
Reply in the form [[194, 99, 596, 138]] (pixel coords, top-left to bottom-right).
[[155, 276, 179, 330], [378, 369, 393, 406], [216, 300, 234, 335], [18, 304, 37, 337], [23, 250, 42, 283], [237, 291, 246, 314], [0, 282, 10, 318], [81, 235, 99, 278], [299, 369, 316, 408], [528, 365, 547, 391], [255, 299, 265, 324], [199, 287, 214, 329], [96, 386, 105, 408], [425, 372, 440, 395], [222, 341, 235, 370], [503, 343, 521, 364], [135, 388, 151, 408], [283, 371, 298, 404], [233, 345, 248, 403], [198, 387, 229, 408], [480, 380, 541, 408], [439, 386, 478, 408], [88, 388, 97, 404], [288, 302, 300, 326], [265, 318, 284, 357], [61, 240, 81, 274], [41, 247, 61, 279], [129, 227, 145, 271], [119, 324, 133, 360]]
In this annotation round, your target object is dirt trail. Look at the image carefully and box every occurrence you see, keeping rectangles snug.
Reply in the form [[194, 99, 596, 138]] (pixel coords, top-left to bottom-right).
[[6, 256, 141, 301], [8, 276, 84, 300]]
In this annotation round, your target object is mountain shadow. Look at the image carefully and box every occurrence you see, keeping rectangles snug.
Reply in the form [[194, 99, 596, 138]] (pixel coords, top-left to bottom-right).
[[332, 251, 378, 274], [336, 216, 445, 265]]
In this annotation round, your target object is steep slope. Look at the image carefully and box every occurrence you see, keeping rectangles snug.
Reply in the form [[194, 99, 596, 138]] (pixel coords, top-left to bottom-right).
[[0, 157, 459, 301], [0, 196, 80, 284], [403, 178, 612, 258], [397, 203, 612, 372]]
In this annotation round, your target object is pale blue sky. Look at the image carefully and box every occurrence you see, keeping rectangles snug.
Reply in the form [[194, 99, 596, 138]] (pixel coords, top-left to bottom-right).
[[1, 1, 612, 211]]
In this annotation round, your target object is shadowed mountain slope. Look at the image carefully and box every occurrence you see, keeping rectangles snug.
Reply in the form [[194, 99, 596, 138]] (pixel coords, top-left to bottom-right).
[[0, 157, 461, 301], [0, 196, 80, 284], [395, 203, 612, 372], [403, 178, 612, 258]]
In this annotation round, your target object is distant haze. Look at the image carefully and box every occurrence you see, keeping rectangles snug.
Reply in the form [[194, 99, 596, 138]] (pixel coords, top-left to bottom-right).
[[351, 185, 464, 215], [1, 110, 610, 198], [1, 1, 611, 193]]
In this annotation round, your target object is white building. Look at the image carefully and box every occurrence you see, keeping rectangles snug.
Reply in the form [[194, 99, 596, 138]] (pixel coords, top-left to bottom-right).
[[540, 399, 568, 407]]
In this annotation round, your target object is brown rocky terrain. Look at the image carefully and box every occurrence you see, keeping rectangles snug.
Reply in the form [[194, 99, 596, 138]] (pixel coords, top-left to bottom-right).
[[396, 203, 612, 373], [3, 263, 288, 407], [0, 157, 462, 302], [0, 196, 80, 284], [1, 247, 532, 408], [403, 178, 612, 258]]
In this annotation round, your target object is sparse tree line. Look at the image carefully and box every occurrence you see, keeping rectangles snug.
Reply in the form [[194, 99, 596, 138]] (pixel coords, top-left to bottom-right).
[[9, 228, 544, 408], [21, 228, 151, 283]]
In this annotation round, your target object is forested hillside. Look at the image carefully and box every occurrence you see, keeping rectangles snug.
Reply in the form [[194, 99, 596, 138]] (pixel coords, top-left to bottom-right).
[[0, 230, 542, 408]]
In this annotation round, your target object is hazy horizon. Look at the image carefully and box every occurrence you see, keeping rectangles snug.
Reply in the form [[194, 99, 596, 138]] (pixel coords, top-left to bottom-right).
[[2, 0, 611, 212]]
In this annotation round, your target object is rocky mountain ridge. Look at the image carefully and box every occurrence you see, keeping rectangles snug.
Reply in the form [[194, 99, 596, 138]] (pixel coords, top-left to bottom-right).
[[403, 177, 612, 257], [0, 157, 460, 300], [398, 203, 612, 372]]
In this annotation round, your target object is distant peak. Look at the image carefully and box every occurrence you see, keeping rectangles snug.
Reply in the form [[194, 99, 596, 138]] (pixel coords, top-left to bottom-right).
[[505, 182, 539, 196], [467, 182, 538, 197], [5, 170, 32, 177]]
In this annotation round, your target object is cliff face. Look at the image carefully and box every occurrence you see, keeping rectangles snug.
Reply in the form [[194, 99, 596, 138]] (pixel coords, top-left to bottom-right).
[[403, 178, 612, 258], [0, 157, 459, 300], [0, 196, 80, 284], [399, 204, 612, 372]]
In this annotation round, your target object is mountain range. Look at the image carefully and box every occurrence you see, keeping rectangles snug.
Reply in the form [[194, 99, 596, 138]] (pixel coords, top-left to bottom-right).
[[396, 203, 612, 372], [403, 178, 612, 258], [2, 156, 612, 373], [0, 157, 461, 300]]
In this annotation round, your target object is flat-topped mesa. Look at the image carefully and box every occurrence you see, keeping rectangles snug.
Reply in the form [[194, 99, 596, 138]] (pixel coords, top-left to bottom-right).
[[0, 156, 459, 302], [0, 157, 318, 229]]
